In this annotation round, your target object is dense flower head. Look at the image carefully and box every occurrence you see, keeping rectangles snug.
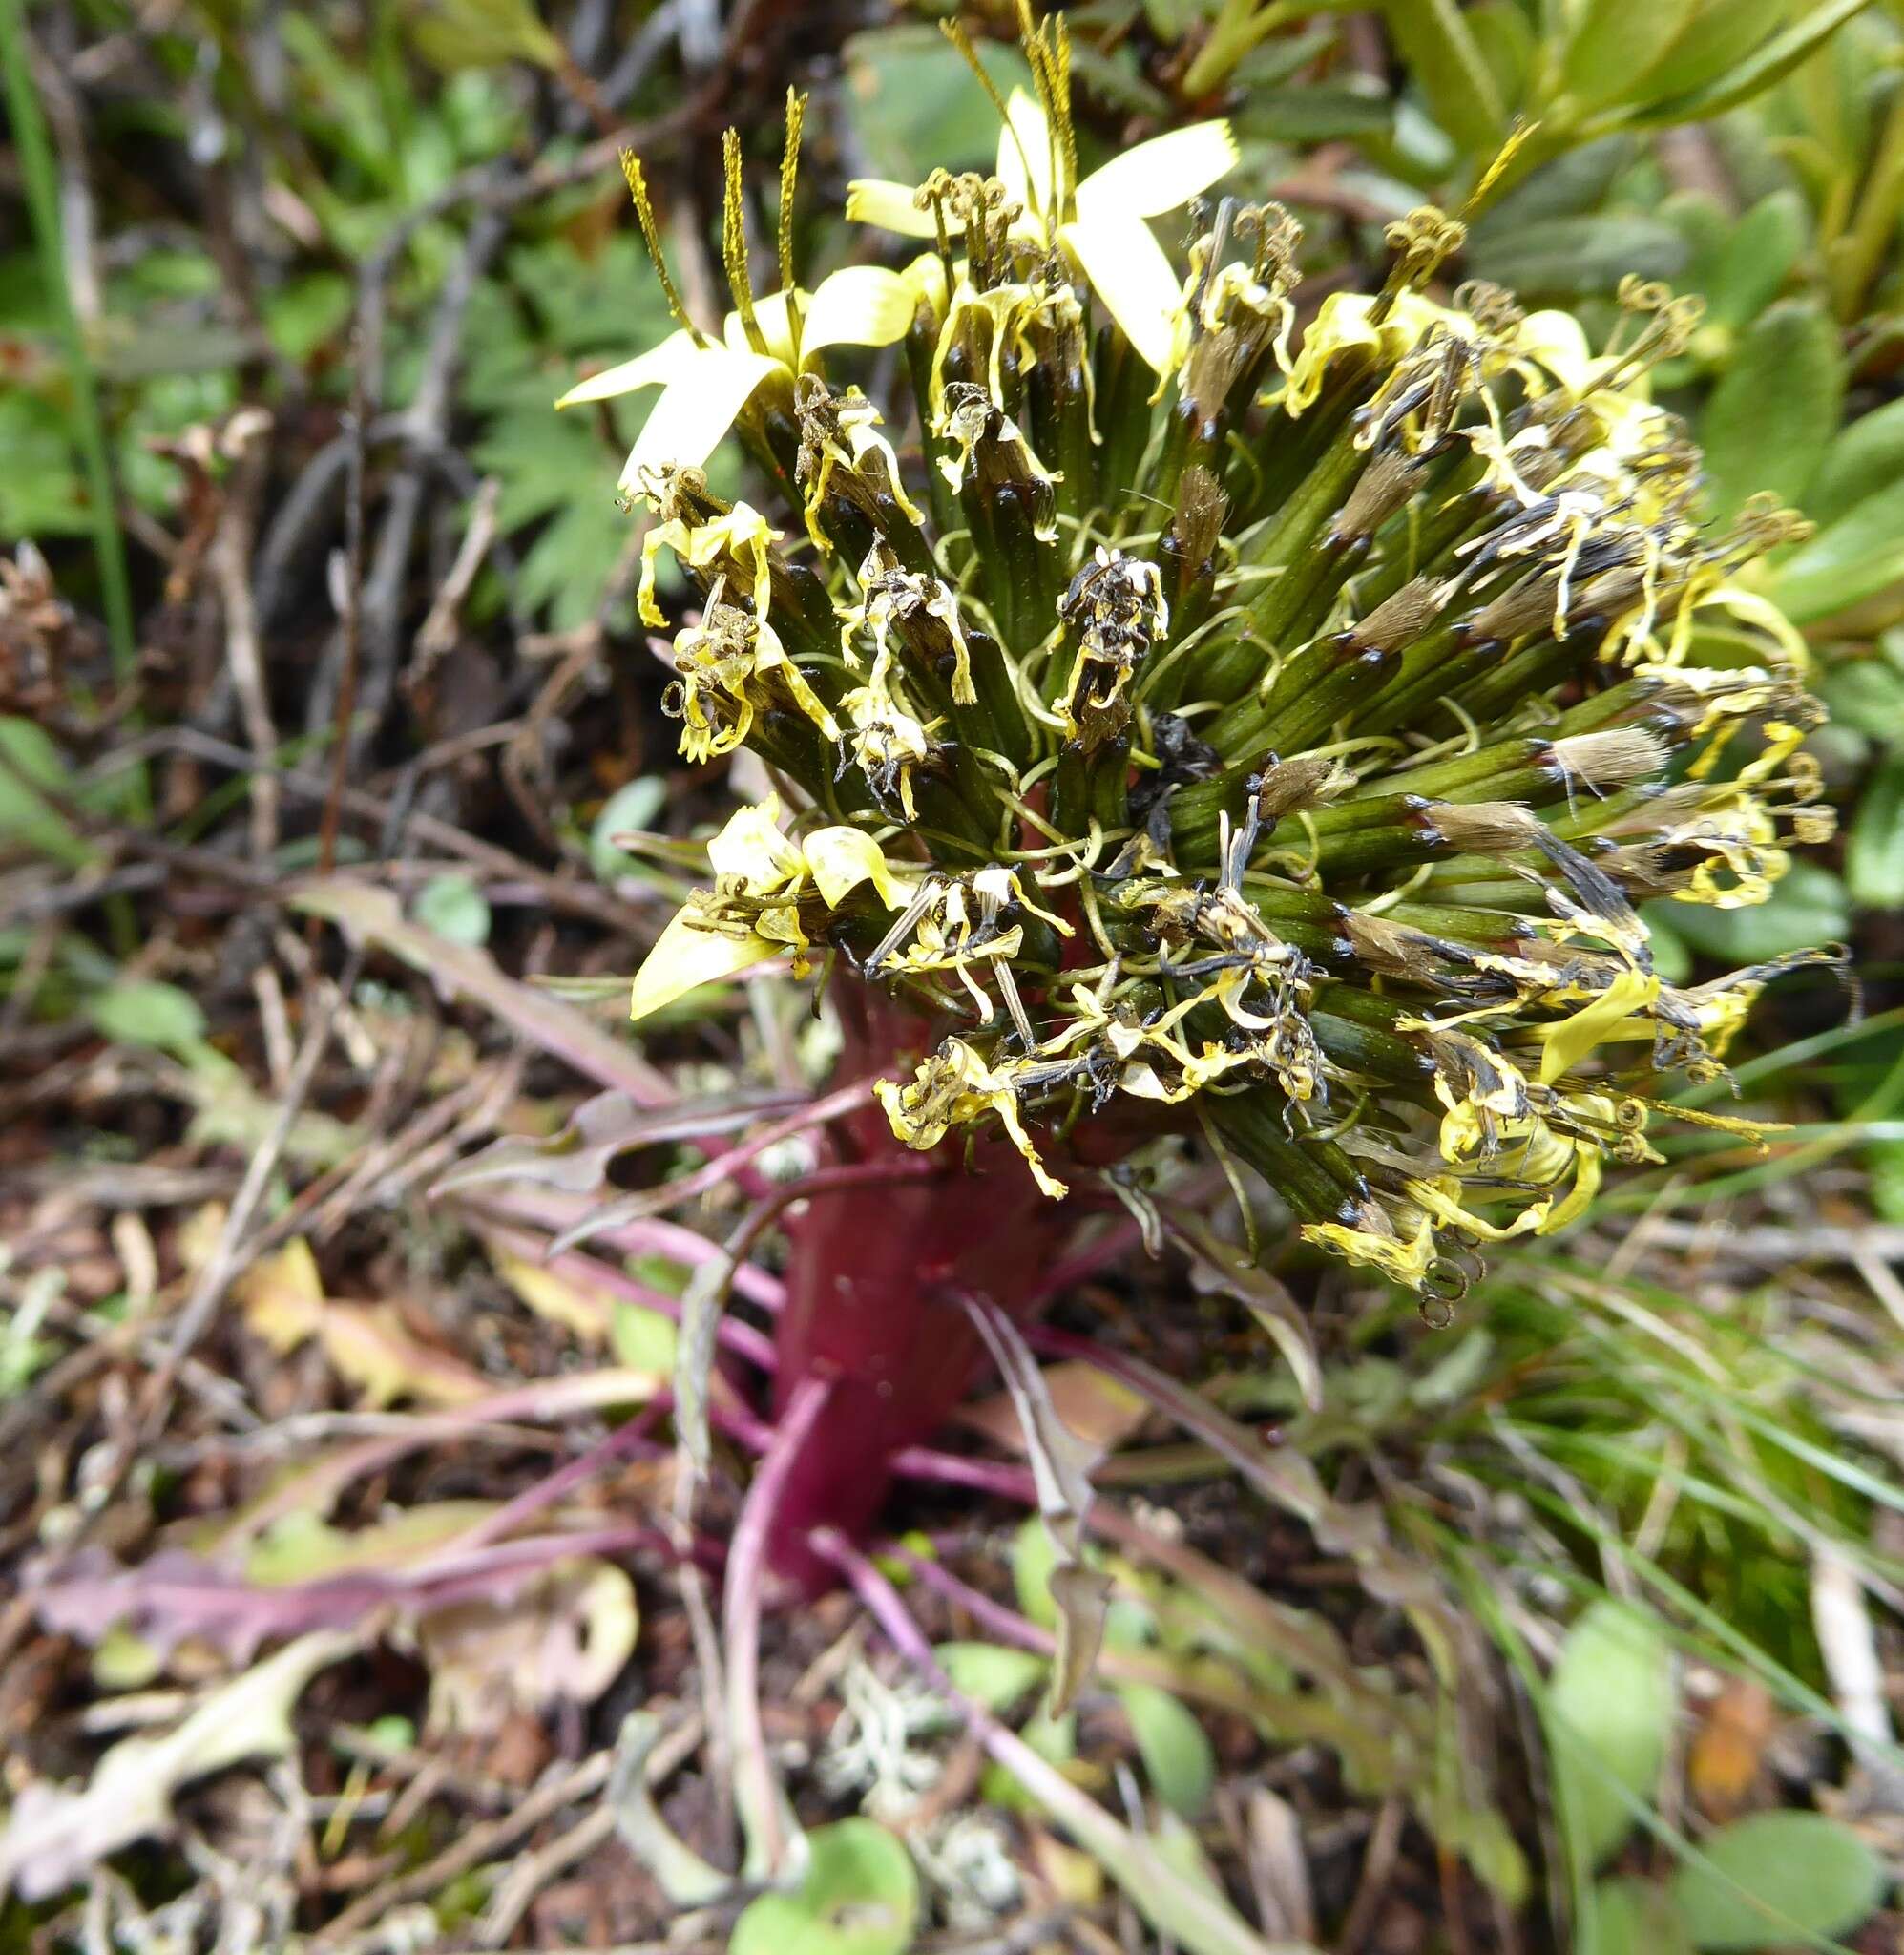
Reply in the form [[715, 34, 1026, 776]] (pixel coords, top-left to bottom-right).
[[576, 18, 1836, 1306]]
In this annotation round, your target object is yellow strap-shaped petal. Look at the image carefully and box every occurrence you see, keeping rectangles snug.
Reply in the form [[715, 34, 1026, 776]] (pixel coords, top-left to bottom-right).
[[1061, 213, 1181, 374], [1513, 309, 1594, 393], [618, 347, 784, 485], [996, 89, 1056, 229], [1074, 119, 1237, 222], [845, 179, 939, 237], [630, 909, 774, 1022], [706, 794, 805, 893], [554, 328, 697, 409], [802, 266, 919, 357], [1537, 967, 1661, 1085], [804, 826, 916, 909], [724, 290, 802, 368]]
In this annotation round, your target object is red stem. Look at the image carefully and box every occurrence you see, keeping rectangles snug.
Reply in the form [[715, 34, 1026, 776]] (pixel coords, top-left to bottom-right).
[[764, 984, 1077, 1588]]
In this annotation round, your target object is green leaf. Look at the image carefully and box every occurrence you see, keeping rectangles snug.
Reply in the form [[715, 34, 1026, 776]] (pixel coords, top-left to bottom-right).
[[413, 874, 492, 948], [408, 0, 561, 71], [88, 981, 207, 1055], [0, 389, 90, 536], [0, 716, 93, 868], [1669, 1811, 1885, 1949], [590, 777, 669, 882], [842, 26, 1035, 183], [1545, 1599, 1675, 1867], [1012, 1514, 1059, 1629], [1660, 860, 1852, 962], [1465, 213, 1687, 299], [1818, 655, 1904, 740], [1702, 190, 1808, 331], [609, 1300, 678, 1374], [1480, 135, 1638, 226], [1769, 476, 1904, 622], [1378, 0, 1505, 154], [1698, 300, 1843, 524], [1626, 0, 1792, 105], [1466, 1, 1538, 104], [1583, 1877, 1695, 1955], [1847, 750, 1904, 911], [1803, 397, 1904, 529], [1561, 0, 1701, 115], [1116, 1683, 1217, 1818], [731, 1818, 919, 1955], [1631, 0, 1880, 124], [1235, 82, 1393, 144], [936, 1641, 1048, 1713]]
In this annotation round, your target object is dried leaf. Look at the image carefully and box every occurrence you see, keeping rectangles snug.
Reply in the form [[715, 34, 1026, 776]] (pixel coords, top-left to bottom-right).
[[419, 1559, 638, 1737], [962, 1361, 1150, 1456], [434, 1087, 800, 1200], [1166, 1208, 1322, 1413], [294, 879, 674, 1105], [487, 1244, 615, 1341], [609, 1711, 729, 1906], [234, 1239, 488, 1407], [27, 1527, 646, 1669], [1688, 1676, 1775, 1818], [960, 1294, 1108, 1716], [673, 1250, 734, 1478], [0, 1630, 357, 1901]]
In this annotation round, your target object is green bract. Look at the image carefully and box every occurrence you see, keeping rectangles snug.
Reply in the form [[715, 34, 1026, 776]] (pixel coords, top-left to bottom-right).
[[576, 17, 1835, 1305]]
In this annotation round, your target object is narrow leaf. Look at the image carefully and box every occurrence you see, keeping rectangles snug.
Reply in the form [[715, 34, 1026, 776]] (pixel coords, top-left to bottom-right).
[[1699, 300, 1843, 524], [1378, 0, 1505, 153]]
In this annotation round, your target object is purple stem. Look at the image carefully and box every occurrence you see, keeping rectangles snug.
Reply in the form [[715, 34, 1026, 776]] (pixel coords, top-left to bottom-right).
[[886, 1542, 1055, 1656], [461, 1189, 785, 1311], [724, 1373, 834, 1874]]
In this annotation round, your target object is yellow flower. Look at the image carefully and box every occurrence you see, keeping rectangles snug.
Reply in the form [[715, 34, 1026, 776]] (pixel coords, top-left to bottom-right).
[[876, 1038, 1068, 1199], [629, 796, 916, 1021], [847, 90, 1235, 373], [555, 271, 919, 486]]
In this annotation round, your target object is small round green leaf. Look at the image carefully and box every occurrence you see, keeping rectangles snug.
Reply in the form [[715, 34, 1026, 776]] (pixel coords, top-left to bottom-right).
[[1116, 1682, 1217, 1819], [1582, 1877, 1694, 1955], [1545, 1599, 1675, 1867], [935, 1640, 1048, 1713], [589, 776, 668, 882], [413, 874, 492, 948], [1668, 1812, 1885, 1950], [730, 1818, 919, 1955], [89, 981, 208, 1054]]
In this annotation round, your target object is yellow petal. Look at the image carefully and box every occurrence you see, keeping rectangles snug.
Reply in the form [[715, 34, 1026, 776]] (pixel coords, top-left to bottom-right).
[[1513, 308, 1594, 392], [1537, 968, 1662, 1085], [1074, 120, 1237, 222], [803, 827, 916, 909], [618, 347, 784, 484], [845, 179, 939, 237], [706, 793, 805, 892], [997, 89, 1055, 227], [801, 266, 919, 357], [554, 329, 697, 409], [724, 291, 802, 368], [1301, 1217, 1437, 1288], [629, 909, 774, 1021], [1060, 214, 1182, 373]]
